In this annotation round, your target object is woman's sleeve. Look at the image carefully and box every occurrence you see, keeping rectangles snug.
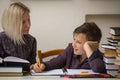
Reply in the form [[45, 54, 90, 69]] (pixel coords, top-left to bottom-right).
[[28, 38, 37, 64], [0, 38, 4, 58]]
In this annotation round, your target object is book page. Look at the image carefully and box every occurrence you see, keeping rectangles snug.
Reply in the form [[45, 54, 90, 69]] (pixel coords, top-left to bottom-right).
[[31, 69, 64, 76], [67, 69, 99, 75], [31, 69, 99, 76], [4, 56, 29, 63], [0, 66, 22, 72]]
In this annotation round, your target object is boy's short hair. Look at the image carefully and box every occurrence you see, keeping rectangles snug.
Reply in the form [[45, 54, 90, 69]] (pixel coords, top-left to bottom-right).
[[73, 22, 102, 43]]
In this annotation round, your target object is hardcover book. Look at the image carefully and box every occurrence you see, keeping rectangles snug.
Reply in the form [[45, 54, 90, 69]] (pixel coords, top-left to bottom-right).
[[111, 35, 120, 40], [0, 56, 30, 72], [107, 37, 120, 45], [0, 72, 23, 76], [0, 66, 22, 73], [104, 48, 117, 57], [101, 44, 117, 50], [109, 27, 120, 36], [0, 66, 23, 76], [106, 69, 118, 76], [114, 59, 120, 66], [103, 56, 116, 64], [105, 63, 119, 70]]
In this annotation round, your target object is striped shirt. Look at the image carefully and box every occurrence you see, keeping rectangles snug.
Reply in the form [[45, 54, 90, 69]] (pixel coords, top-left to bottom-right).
[[0, 32, 36, 64]]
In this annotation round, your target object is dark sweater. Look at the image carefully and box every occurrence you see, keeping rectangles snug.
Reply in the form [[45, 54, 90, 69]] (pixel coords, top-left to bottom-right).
[[0, 32, 36, 64], [44, 43, 106, 73]]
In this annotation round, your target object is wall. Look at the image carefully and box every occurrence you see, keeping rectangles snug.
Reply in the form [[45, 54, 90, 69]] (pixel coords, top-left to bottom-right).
[[0, 0, 10, 32], [86, 14, 120, 51], [0, 0, 120, 52]]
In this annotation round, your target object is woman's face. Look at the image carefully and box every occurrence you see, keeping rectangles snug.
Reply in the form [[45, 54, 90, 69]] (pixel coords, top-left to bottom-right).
[[72, 33, 88, 55], [22, 11, 31, 35]]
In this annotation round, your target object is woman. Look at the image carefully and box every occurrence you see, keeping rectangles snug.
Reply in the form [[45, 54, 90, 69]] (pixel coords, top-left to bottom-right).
[[0, 2, 36, 71], [33, 22, 106, 73]]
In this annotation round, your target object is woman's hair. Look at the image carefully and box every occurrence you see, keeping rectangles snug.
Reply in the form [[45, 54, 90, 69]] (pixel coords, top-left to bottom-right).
[[1, 2, 30, 44], [73, 22, 102, 43]]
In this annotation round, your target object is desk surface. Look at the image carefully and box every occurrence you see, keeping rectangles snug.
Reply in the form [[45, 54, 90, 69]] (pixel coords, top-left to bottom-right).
[[0, 75, 119, 80]]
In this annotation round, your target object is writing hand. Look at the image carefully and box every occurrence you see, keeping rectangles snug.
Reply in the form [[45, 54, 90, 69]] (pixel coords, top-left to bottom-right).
[[84, 41, 99, 58], [33, 63, 45, 73]]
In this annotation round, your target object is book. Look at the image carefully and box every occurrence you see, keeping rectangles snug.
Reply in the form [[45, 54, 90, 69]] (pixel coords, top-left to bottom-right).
[[104, 48, 117, 57], [31, 69, 99, 76], [105, 63, 119, 70], [111, 35, 120, 40], [107, 37, 120, 46], [0, 66, 22, 73], [106, 69, 118, 76], [101, 44, 117, 50], [107, 37, 120, 43], [0, 66, 23, 76], [114, 59, 120, 66], [116, 71, 120, 78], [109, 27, 120, 36], [116, 48, 120, 54], [0, 72, 23, 76], [0, 56, 30, 71], [104, 56, 116, 64], [116, 56, 120, 61], [118, 53, 120, 57]]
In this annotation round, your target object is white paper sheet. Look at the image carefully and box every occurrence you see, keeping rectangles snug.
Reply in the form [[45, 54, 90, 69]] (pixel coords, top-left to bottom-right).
[[31, 69, 99, 76]]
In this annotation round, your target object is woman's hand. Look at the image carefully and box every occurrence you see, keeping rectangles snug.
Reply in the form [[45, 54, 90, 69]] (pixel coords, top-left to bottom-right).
[[84, 41, 99, 58], [33, 63, 45, 73]]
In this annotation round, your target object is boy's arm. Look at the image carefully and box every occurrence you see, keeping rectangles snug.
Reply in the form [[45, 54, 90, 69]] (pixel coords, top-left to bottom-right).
[[84, 41, 106, 73], [84, 41, 99, 58]]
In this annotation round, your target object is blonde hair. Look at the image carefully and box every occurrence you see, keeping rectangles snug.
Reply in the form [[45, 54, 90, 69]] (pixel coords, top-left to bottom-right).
[[1, 2, 30, 44]]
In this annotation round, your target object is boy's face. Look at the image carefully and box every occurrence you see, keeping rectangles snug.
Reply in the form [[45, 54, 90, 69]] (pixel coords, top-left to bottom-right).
[[72, 33, 88, 55]]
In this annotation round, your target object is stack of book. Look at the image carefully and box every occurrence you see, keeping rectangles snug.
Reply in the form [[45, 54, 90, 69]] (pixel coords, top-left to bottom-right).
[[0, 56, 30, 76], [114, 42, 120, 78], [0, 66, 23, 76], [101, 27, 120, 77], [101, 27, 120, 50], [103, 56, 119, 76]]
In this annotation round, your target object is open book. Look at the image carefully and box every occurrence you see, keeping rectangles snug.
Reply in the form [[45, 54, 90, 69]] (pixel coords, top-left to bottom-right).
[[0, 56, 30, 71], [31, 69, 99, 76], [31, 69, 113, 78]]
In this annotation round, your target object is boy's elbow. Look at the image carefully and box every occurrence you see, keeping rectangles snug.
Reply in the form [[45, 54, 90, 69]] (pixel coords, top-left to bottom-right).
[[92, 66, 106, 73]]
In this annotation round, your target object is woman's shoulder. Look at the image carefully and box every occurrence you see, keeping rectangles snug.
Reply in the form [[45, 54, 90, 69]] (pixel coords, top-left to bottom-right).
[[23, 34, 36, 43], [0, 32, 7, 38], [24, 34, 36, 40], [0, 32, 7, 44]]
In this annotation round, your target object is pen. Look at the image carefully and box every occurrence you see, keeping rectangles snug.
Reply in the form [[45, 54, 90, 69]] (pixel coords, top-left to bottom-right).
[[37, 52, 41, 67], [62, 68, 68, 75], [96, 73, 112, 78], [60, 74, 95, 78], [70, 75, 95, 78], [60, 74, 111, 78]]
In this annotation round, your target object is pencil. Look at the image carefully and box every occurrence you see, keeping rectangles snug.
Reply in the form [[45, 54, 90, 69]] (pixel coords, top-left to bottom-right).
[[37, 52, 41, 67]]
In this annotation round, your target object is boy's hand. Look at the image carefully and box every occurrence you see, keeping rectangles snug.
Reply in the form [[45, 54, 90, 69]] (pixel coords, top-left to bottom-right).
[[84, 41, 99, 58], [33, 63, 45, 73]]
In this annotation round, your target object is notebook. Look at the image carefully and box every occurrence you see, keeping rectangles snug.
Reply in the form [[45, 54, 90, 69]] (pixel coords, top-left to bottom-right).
[[31, 69, 99, 76]]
